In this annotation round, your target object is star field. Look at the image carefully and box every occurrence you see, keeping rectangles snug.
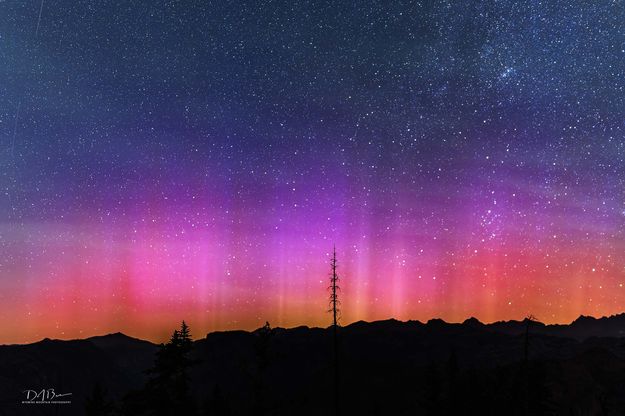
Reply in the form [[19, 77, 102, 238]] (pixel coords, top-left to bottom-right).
[[1, 0, 625, 343]]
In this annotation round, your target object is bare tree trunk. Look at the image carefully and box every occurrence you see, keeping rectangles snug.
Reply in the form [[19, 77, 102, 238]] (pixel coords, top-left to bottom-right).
[[329, 246, 340, 416]]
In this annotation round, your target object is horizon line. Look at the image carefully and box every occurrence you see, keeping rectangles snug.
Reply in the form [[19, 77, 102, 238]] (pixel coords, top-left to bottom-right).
[[2, 311, 622, 346]]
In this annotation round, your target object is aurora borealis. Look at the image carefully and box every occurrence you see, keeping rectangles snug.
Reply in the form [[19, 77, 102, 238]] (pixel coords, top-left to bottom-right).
[[2, 1, 625, 343]]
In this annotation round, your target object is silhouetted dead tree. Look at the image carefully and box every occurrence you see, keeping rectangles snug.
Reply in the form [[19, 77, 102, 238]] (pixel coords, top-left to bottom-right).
[[328, 246, 341, 416], [523, 314, 536, 416], [253, 321, 273, 416], [524, 314, 536, 364]]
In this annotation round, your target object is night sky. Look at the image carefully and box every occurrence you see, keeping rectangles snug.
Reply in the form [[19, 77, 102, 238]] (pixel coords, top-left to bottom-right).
[[2, 1, 625, 343]]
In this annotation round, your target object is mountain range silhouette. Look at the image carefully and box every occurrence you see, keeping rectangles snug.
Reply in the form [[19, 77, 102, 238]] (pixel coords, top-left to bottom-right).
[[3, 314, 625, 415]]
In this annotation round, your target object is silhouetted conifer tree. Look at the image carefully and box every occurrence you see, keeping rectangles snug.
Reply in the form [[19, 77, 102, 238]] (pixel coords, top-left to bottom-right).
[[507, 316, 555, 416], [525, 362, 556, 416], [522, 315, 543, 416], [85, 382, 115, 416], [421, 363, 442, 416], [328, 246, 341, 416], [524, 315, 536, 364], [445, 349, 460, 416], [180, 320, 193, 351], [123, 321, 196, 416], [253, 321, 273, 416], [204, 384, 231, 416]]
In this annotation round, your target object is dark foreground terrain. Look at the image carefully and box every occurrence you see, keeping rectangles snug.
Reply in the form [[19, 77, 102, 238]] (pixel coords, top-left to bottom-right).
[[3, 315, 625, 415]]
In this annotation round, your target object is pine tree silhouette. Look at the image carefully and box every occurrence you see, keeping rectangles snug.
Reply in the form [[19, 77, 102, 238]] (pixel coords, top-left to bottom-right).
[[511, 315, 556, 416], [524, 315, 536, 364], [445, 349, 460, 416], [123, 321, 196, 415], [180, 320, 193, 352], [328, 246, 341, 416], [85, 382, 115, 416], [522, 315, 536, 416], [204, 384, 231, 416], [253, 321, 273, 416], [421, 363, 442, 416]]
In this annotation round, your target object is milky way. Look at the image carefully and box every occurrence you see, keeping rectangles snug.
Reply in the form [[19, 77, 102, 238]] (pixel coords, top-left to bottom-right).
[[1, 1, 625, 343]]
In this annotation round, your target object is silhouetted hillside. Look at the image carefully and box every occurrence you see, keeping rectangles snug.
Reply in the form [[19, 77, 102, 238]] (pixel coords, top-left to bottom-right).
[[485, 313, 625, 340], [3, 316, 625, 415], [0, 335, 156, 415]]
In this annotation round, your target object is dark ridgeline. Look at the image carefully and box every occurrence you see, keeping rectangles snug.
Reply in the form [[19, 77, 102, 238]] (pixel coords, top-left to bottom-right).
[[328, 245, 341, 416], [4, 316, 625, 415]]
